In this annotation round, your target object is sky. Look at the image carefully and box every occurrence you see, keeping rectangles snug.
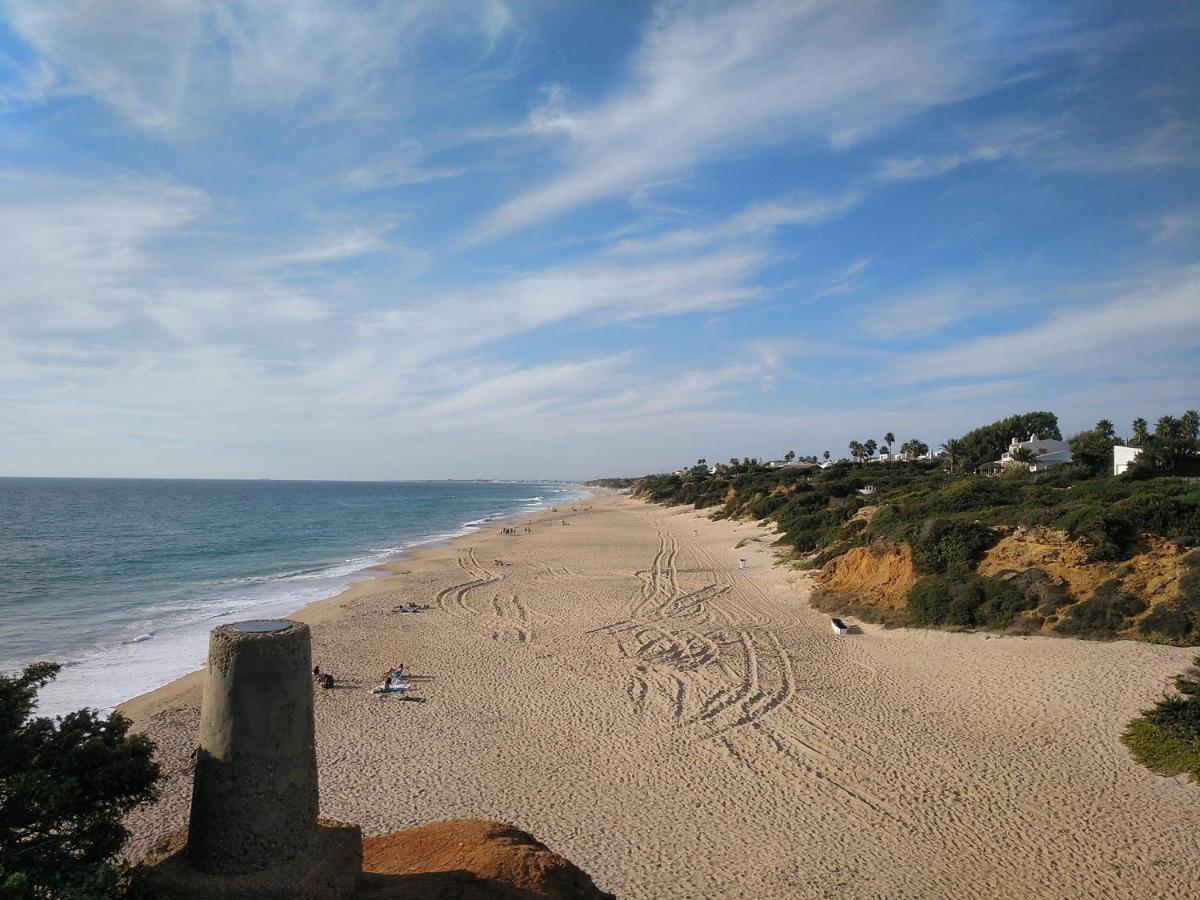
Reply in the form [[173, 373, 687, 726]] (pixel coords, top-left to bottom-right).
[[0, 0, 1197, 480]]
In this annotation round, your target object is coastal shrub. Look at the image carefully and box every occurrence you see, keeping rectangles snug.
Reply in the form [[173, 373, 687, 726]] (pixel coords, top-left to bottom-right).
[[910, 518, 997, 576], [1121, 657, 1200, 783], [1054, 505, 1136, 561], [1139, 603, 1198, 644], [1054, 580, 1147, 637], [0, 663, 159, 898], [1004, 568, 1072, 614], [907, 575, 1033, 628], [907, 576, 964, 626], [974, 576, 1036, 627]]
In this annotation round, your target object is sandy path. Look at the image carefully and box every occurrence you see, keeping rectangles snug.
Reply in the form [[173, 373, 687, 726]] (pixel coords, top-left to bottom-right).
[[121, 492, 1200, 898]]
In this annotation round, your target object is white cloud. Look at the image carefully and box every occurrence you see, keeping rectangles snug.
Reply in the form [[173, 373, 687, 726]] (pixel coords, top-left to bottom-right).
[[889, 266, 1200, 383], [610, 192, 861, 256], [364, 246, 768, 366], [470, 1, 1022, 241], [3, 0, 519, 134]]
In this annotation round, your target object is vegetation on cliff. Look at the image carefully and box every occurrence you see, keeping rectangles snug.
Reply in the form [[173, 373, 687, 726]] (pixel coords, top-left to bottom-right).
[[0, 663, 159, 899], [635, 410, 1200, 644], [1122, 656, 1200, 783]]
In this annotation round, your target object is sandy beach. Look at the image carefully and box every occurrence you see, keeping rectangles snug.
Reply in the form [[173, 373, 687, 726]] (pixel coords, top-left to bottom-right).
[[119, 490, 1200, 899]]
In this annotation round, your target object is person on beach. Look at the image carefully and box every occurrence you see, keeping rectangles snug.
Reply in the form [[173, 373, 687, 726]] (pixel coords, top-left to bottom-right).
[[313, 665, 321, 681]]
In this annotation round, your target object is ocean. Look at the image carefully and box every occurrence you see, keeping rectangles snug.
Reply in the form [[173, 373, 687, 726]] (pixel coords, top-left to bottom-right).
[[0, 478, 586, 716]]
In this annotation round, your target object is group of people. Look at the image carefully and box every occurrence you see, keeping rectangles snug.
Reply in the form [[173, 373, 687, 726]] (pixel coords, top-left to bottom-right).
[[499, 525, 530, 535]]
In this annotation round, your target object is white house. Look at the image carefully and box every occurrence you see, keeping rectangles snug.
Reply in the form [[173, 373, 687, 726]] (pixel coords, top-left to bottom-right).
[[1113, 445, 1142, 476], [997, 434, 1073, 472]]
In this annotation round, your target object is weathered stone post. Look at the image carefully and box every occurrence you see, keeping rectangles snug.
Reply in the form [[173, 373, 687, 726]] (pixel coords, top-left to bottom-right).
[[143, 619, 361, 899], [188, 619, 319, 870]]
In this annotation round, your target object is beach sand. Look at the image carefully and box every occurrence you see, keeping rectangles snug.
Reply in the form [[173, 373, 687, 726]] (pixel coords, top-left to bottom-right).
[[119, 491, 1200, 898]]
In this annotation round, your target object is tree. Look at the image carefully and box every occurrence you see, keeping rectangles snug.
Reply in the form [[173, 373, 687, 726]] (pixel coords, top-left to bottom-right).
[[0, 663, 159, 898], [953, 411, 1061, 471], [1095, 419, 1116, 439], [822, 450, 831, 461], [784, 450, 795, 463], [1182, 410, 1200, 440], [1131, 417, 1150, 446], [884, 432, 895, 448], [864, 439, 877, 459], [1010, 446, 1037, 467], [901, 439, 929, 459], [1069, 429, 1116, 476], [1156, 415, 1182, 441], [848, 440, 863, 462], [940, 438, 965, 474]]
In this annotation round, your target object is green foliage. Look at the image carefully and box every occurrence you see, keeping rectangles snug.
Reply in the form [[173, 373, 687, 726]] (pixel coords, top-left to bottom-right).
[[907, 575, 1035, 628], [1068, 429, 1116, 476], [910, 518, 997, 576], [1053, 580, 1147, 637], [0, 664, 159, 899], [954, 411, 1061, 471], [1121, 657, 1200, 783]]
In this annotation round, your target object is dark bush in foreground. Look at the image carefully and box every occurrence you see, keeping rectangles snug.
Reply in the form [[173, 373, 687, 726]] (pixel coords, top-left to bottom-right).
[[0, 663, 159, 899], [1122, 657, 1200, 784]]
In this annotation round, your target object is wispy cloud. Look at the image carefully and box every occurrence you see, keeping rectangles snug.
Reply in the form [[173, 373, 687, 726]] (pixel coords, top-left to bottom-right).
[[889, 266, 1200, 383], [610, 192, 861, 256], [469, 2, 1028, 242], [3, 0, 519, 134]]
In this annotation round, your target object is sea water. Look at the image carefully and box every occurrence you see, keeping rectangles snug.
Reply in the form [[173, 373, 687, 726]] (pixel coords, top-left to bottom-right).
[[0, 478, 586, 716]]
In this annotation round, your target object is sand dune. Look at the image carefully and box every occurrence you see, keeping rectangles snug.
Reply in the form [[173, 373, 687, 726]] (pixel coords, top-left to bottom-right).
[[121, 491, 1200, 898]]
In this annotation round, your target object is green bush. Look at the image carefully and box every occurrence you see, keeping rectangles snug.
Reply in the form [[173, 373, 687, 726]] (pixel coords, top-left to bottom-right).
[[907, 576, 960, 626], [1054, 580, 1147, 637], [1054, 505, 1136, 561], [911, 518, 997, 576], [1121, 657, 1200, 783], [0, 663, 159, 898], [907, 575, 1034, 628]]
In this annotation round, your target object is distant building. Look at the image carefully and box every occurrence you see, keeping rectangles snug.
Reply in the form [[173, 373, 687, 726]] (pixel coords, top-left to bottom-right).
[[995, 434, 1073, 473], [1113, 445, 1142, 476]]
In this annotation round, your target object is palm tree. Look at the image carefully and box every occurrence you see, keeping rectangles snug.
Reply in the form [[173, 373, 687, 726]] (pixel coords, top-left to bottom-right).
[[1131, 417, 1150, 446], [1010, 446, 1037, 469], [883, 432, 895, 455], [1181, 410, 1200, 440], [848, 440, 863, 462], [940, 438, 964, 473], [864, 439, 877, 459], [1156, 415, 1181, 440], [822, 450, 831, 461], [784, 450, 795, 462], [1095, 419, 1115, 438]]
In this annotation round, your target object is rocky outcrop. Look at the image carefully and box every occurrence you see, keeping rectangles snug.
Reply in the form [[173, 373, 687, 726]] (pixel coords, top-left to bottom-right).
[[818, 541, 918, 611], [356, 819, 614, 900], [978, 527, 1186, 606]]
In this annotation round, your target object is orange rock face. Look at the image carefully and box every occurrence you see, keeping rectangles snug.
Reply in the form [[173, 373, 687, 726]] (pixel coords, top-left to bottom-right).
[[818, 541, 918, 610], [356, 819, 614, 900]]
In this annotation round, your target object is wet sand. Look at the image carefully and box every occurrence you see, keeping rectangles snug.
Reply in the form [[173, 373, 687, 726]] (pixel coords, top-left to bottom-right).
[[120, 490, 1200, 898]]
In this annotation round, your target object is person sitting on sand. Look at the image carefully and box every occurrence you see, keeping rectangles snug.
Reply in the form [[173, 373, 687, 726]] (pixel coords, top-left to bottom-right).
[[313, 665, 321, 681]]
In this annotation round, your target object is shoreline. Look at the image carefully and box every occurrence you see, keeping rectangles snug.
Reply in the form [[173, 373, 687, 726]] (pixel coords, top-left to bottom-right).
[[116, 491, 592, 728], [118, 490, 1200, 898]]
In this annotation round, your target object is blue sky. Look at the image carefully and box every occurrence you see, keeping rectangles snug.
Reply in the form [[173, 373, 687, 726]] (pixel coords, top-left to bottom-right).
[[0, 1, 1196, 479]]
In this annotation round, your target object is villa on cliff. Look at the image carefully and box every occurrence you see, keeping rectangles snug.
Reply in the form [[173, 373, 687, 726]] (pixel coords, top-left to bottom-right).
[[980, 434, 1073, 474]]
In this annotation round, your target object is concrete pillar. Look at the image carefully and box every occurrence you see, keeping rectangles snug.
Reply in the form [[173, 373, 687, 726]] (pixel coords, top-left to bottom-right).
[[187, 619, 319, 874]]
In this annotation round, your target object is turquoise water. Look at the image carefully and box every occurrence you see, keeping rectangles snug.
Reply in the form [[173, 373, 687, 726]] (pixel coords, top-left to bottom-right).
[[0, 478, 585, 715]]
